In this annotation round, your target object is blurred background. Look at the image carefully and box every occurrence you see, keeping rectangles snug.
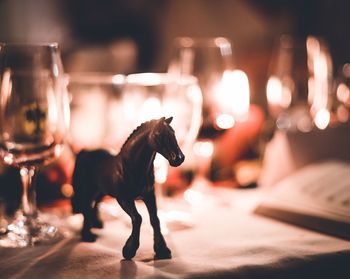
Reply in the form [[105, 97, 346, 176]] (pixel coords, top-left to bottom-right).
[[1, 0, 350, 102], [1, 0, 350, 208]]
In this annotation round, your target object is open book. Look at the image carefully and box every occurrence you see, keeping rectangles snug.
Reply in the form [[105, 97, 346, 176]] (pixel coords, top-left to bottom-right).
[[255, 161, 350, 240]]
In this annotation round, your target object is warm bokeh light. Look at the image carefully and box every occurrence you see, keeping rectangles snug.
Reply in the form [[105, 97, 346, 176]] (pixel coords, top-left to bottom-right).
[[216, 113, 235, 129], [61, 183, 74, 198], [231, 70, 250, 122], [314, 108, 330, 130], [215, 70, 250, 126], [111, 74, 125, 85], [311, 51, 329, 112], [337, 83, 350, 105], [154, 154, 168, 184], [139, 97, 162, 122], [266, 76, 292, 109], [70, 89, 108, 149], [266, 76, 283, 105], [307, 36, 331, 119], [336, 105, 350, 123], [184, 188, 205, 206], [193, 140, 214, 158], [126, 72, 162, 86]]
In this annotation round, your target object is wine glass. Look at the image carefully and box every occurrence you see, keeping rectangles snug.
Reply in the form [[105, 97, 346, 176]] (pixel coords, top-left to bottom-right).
[[0, 43, 69, 247], [120, 73, 202, 229], [266, 35, 333, 132], [67, 72, 202, 225], [168, 37, 241, 189]]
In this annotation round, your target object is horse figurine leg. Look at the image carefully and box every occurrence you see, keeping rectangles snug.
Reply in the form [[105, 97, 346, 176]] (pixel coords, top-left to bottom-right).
[[117, 196, 142, 260], [81, 200, 98, 242], [143, 191, 171, 259], [91, 195, 104, 229]]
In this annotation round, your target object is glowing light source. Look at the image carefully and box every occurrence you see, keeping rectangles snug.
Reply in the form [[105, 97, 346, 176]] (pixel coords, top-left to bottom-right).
[[184, 188, 205, 206], [139, 97, 162, 122], [154, 154, 168, 184], [127, 73, 162, 86], [214, 70, 250, 126], [266, 76, 283, 105], [306, 36, 332, 120], [314, 108, 330, 130], [193, 140, 214, 158], [216, 114, 235, 129], [111, 74, 125, 85], [266, 76, 292, 110], [230, 70, 250, 122], [337, 83, 350, 104], [61, 183, 74, 198]]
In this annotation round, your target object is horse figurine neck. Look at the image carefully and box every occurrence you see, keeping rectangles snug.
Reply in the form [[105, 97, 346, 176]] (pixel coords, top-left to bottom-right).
[[119, 120, 157, 176], [72, 116, 184, 260]]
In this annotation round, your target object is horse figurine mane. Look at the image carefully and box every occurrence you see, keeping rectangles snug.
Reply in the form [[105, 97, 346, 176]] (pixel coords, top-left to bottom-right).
[[120, 119, 153, 151], [72, 117, 184, 260]]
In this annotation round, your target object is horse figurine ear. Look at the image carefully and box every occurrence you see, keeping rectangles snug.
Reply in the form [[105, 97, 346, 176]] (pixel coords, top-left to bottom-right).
[[165, 116, 173, 124]]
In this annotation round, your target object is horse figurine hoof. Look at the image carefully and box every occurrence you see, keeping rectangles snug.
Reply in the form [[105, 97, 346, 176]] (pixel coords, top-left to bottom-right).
[[155, 247, 172, 260], [122, 245, 138, 260], [72, 117, 185, 259], [81, 231, 98, 242], [91, 219, 104, 229]]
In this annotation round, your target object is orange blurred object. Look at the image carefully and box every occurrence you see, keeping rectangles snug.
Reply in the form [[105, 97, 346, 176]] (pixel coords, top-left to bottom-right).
[[209, 104, 265, 182]]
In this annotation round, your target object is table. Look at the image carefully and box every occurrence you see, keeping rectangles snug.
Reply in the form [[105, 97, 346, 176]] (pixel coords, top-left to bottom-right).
[[0, 186, 349, 279]]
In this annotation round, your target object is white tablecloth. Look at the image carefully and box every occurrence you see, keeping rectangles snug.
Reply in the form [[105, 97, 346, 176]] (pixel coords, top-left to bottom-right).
[[1, 187, 350, 279]]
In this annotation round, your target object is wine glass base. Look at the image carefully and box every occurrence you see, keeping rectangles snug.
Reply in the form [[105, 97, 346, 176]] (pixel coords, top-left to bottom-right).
[[0, 213, 64, 248]]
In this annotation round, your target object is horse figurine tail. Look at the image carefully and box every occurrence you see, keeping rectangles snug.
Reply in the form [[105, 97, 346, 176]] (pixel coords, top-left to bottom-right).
[[71, 150, 89, 213]]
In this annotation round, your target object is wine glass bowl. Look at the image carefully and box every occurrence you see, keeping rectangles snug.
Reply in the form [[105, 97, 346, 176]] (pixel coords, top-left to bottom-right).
[[266, 35, 333, 132], [67, 73, 125, 153], [67, 72, 202, 230], [0, 43, 69, 247], [122, 73, 202, 153], [68, 72, 202, 187]]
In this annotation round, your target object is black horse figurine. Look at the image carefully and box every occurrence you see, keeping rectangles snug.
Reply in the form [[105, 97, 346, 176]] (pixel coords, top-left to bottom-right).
[[71, 117, 184, 260]]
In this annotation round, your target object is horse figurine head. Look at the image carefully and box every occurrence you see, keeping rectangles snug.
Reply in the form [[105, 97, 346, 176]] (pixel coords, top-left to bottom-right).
[[149, 116, 185, 167]]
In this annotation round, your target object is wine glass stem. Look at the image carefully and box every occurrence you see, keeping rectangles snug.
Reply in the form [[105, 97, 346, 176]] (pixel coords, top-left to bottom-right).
[[20, 166, 38, 218]]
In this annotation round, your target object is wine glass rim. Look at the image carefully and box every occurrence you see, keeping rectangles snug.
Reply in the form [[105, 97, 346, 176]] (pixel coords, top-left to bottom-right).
[[0, 42, 59, 48], [67, 72, 125, 85], [126, 72, 198, 86], [173, 37, 232, 48]]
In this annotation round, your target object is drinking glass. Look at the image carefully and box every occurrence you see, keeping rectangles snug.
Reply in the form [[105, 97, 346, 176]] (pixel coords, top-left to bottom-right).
[[168, 37, 249, 187], [169, 37, 235, 137], [67, 73, 202, 225], [0, 43, 69, 247], [266, 35, 333, 132]]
